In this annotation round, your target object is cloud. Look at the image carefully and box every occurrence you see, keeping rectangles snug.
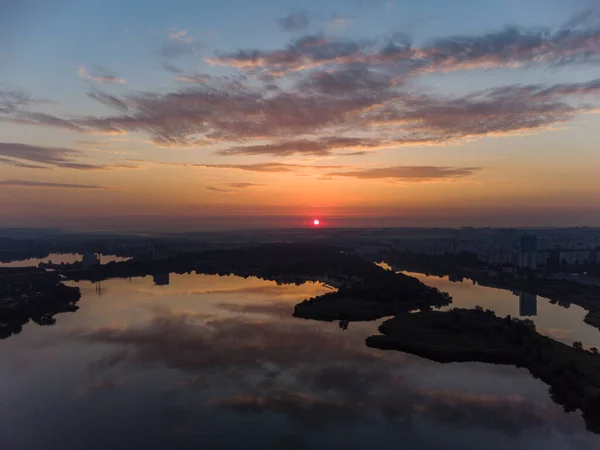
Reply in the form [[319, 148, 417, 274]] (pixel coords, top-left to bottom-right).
[[2, 111, 86, 133], [158, 30, 197, 60], [324, 166, 481, 182], [206, 182, 263, 193], [0, 156, 47, 169], [87, 90, 129, 112], [207, 34, 369, 75], [0, 89, 83, 133], [75, 67, 599, 150], [0, 179, 104, 189], [0, 142, 138, 171], [130, 159, 343, 173], [78, 66, 126, 85], [219, 137, 383, 156], [162, 62, 184, 74], [6, 73, 596, 152], [4, 13, 600, 152], [206, 186, 231, 193], [0, 89, 47, 113], [277, 12, 310, 32], [227, 182, 263, 189], [175, 73, 213, 84], [168, 29, 194, 43], [210, 13, 600, 76]]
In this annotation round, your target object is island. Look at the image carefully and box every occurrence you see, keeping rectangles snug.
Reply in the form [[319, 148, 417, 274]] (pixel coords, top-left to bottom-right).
[[366, 308, 600, 433]]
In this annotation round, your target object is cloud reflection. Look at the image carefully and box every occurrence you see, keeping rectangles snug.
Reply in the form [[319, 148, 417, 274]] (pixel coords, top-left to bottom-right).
[[70, 306, 584, 435]]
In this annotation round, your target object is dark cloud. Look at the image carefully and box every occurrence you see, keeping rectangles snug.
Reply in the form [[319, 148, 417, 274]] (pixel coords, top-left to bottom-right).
[[206, 186, 231, 193], [416, 22, 600, 72], [88, 90, 129, 113], [1, 109, 86, 133], [361, 85, 584, 140], [5, 74, 595, 153], [162, 62, 184, 74], [277, 12, 310, 32], [211, 13, 600, 75], [0, 90, 83, 133], [0, 142, 85, 165], [0, 156, 47, 169], [0, 142, 138, 171], [207, 34, 369, 75], [75, 71, 598, 151], [219, 137, 383, 156], [324, 166, 480, 182], [295, 64, 398, 96], [0, 89, 39, 113], [0, 179, 104, 189]]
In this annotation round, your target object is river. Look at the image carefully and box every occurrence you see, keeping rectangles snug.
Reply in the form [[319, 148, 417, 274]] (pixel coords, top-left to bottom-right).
[[0, 271, 598, 449]]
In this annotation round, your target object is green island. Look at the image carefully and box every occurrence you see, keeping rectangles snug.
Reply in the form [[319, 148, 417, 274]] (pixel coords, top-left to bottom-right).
[[366, 308, 600, 433]]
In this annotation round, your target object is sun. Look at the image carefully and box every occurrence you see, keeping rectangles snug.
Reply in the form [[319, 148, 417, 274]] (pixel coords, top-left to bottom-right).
[[313, 219, 320, 226]]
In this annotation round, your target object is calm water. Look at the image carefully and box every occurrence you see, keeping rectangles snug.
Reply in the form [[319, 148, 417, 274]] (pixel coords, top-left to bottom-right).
[[403, 271, 600, 349], [0, 253, 131, 268], [1, 272, 599, 449]]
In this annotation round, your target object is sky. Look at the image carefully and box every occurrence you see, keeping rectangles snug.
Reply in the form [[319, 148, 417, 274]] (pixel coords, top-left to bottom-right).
[[1, 0, 600, 230]]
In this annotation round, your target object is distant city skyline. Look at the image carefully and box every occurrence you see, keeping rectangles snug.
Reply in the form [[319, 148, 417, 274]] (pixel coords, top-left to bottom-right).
[[2, 0, 600, 229]]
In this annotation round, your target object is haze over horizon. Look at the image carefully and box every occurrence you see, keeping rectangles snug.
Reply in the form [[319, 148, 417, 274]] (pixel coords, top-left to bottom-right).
[[2, 0, 600, 230]]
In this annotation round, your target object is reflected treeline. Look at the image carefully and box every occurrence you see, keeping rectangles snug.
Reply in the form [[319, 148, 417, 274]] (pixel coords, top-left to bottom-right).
[[383, 251, 600, 330], [366, 308, 600, 433], [1, 244, 449, 339], [64, 244, 452, 321], [0, 268, 80, 339]]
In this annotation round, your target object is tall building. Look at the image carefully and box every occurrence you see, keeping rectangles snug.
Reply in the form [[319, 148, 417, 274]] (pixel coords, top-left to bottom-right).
[[82, 253, 100, 269], [153, 273, 170, 286], [519, 234, 538, 269], [519, 292, 537, 316], [152, 241, 169, 261]]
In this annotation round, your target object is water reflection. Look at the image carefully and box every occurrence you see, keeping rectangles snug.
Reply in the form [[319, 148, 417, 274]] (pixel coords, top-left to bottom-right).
[[0, 273, 598, 449], [403, 271, 600, 348]]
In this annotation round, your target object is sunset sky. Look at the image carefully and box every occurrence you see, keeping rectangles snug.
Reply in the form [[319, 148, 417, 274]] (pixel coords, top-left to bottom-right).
[[1, 0, 599, 230]]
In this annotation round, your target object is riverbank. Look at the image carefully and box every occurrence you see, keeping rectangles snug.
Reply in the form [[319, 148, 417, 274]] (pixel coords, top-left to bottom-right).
[[383, 252, 600, 330], [367, 308, 600, 433]]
